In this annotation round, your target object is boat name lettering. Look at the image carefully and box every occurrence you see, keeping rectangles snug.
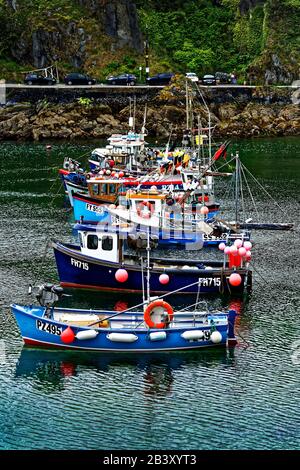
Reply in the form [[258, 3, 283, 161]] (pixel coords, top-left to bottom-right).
[[203, 233, 227, 240], [198, 277, 221, 287], [71, 258, 89, 270], [36, 320, 62, 336], [86, 203, 104, 214], [161, 184, 181, 191]]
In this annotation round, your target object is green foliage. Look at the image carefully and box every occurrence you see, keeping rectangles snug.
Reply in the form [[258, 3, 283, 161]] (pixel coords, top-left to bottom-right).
[[77, 97, 93, 108], [0, 0, 299, 83], [137, 0, 300, 79], [174, 41, 215, 74]]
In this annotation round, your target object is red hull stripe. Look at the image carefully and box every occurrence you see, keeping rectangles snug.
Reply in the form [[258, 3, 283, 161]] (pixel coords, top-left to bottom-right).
[[60, 281, 220, 295]]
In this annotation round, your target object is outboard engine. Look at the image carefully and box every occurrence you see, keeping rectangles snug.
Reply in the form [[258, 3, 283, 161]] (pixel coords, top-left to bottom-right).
[[63, 157, 82, 172], [29, 283, 65, 307]]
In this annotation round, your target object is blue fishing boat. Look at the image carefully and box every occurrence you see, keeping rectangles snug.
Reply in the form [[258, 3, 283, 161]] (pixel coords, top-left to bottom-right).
[[11, 284, 238, 352], [52, 225, 252, 295], [72, 178, 220, 225]]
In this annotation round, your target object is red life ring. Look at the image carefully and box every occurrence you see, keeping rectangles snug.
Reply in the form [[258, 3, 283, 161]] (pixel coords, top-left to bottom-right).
[[144, 300, 174, 329], [136, 200, 155, 219]]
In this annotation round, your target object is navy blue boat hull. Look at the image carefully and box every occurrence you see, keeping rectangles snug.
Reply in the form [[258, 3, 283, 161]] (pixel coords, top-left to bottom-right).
[[53, 242, 251, 295]]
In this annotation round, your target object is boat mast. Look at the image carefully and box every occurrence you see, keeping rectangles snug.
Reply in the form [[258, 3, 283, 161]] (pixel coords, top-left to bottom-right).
[[146, 228, 151, 303], [235, 152, 240, 226]]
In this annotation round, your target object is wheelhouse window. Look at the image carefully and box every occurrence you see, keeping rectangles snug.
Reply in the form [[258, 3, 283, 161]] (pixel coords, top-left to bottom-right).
[[109, 184, 116, 195], [87, 234, 98, 250], [102, 236, 113, 251]]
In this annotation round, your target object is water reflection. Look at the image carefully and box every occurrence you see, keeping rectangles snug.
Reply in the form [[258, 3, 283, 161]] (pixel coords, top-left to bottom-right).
[[15, 347, 236, 395]]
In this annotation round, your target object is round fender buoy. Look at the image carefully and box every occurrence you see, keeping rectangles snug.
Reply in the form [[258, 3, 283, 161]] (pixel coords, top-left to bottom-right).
[[60, 326, 75, 344], [229, 273, 242, 287], [244, 241, 252, 251], [159, 274, 169, 285], [218, 242, 226, 251], [238, 247, 247, 256], [210, 331, 222, 344], [230, 245, 238, 255], [144, 300, 174, 329], [200, 206, 209, 215], [115, 268, 128, 283], [234, 239, 243, 248]]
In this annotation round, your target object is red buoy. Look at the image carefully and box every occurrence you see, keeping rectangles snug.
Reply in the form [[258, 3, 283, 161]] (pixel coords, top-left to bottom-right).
[[60, 326, 75, 344], [229, 273, 242, 287], [159, 274, 169, 285], [115, 268, 128, 283]]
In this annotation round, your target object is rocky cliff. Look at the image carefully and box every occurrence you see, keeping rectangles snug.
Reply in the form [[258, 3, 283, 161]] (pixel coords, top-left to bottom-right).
[[1, 0, 143, 74], [0, 85, 299, 141]]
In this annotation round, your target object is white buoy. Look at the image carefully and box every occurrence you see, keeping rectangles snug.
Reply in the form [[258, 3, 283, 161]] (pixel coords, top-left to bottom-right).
[[106, 333, 138, 343], [149, 331, 167, 342], [181, 330, 204, 341], [210, 331, 222, 344], [76, 330, 99, 341]]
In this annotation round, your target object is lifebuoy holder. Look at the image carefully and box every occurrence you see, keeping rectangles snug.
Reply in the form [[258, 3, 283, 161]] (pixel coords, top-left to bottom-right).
[[136, 200, 155, 219], [144, 300, 174, 329]]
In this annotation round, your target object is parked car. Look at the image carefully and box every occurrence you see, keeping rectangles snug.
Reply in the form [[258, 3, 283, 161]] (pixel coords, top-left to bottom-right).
[[201, 74, 216, 86], [186, 72, 199, 82], [106, 74, 137, 86], [24, 74, 56, 86], [146, 72, 174, 86], [215, 72, 232, 84], [64, 73, 96, 85]]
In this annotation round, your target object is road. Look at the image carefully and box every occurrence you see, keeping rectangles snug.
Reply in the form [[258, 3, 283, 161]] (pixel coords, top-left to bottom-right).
[[0, 83, 298, 90]]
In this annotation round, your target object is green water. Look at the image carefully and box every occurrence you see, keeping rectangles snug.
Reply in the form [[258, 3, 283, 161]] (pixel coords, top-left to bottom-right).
[[0, 137, 299, 450]]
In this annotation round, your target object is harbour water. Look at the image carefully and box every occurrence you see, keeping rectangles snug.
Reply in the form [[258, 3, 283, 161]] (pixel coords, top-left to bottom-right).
[[0, 137, 299, 450]]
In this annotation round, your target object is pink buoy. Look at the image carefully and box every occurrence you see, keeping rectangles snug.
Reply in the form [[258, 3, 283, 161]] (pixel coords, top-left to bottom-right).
[[200, 206, 209, 215], [230, 245, 238, 255], [229, 273, 242, 287], [159, 274, 170, 285], [218, 242, 226, 251], [238, 247, 247, 256], [115, 269, 128, 283], [224, 246, 231, 255], [234, 239, 243, 248], [245, 251, 252, 260], [111, 171, 116, 177], [244, 241, 252, 251], [60, 326, 75, 344]]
